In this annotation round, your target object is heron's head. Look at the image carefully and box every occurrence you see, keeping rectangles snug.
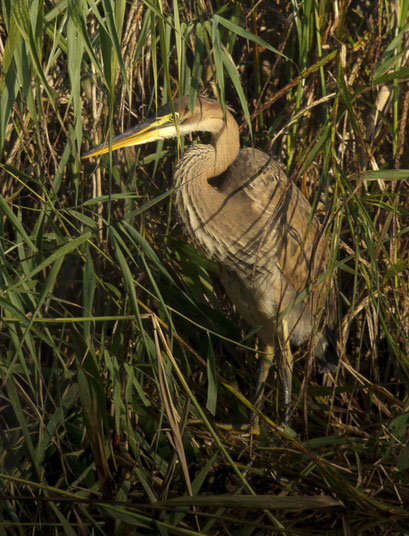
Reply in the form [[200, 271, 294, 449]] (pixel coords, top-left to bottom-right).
[[82, 96, 231, 160]]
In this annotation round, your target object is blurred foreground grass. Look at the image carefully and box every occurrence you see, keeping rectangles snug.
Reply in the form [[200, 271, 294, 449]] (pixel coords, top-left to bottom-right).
[[0, 1, 408, 534]]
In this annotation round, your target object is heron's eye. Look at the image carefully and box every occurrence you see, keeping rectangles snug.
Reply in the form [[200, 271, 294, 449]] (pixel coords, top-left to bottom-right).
[[169, 112, 179, 122]]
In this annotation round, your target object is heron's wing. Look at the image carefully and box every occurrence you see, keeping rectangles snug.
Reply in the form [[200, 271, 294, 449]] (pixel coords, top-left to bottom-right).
[[232, 149, 328, 314]]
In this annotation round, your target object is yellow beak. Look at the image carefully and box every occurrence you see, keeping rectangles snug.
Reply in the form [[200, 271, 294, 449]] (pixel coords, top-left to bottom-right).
[[81, 115, 174, 160]]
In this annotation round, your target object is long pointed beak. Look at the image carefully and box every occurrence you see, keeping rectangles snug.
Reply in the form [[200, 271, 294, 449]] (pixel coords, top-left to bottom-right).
[[81, 115, 172, 160]]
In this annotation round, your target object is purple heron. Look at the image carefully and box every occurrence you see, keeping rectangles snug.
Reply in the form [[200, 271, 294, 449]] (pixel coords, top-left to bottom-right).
[[83, 95, 336, 425]]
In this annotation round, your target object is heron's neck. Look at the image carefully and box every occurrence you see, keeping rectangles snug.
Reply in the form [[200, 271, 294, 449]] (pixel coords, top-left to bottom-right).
[[173, 111, 240, 255], [209, 111, 240, 177], [177, 108, 240, 184]]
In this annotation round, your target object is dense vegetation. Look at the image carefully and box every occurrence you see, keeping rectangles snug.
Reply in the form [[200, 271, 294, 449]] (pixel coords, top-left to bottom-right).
[[0, 0, 408, 534]]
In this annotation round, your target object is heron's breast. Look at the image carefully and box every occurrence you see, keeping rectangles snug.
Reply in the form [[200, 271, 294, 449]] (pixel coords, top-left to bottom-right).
[[219, 266, 281, 338]]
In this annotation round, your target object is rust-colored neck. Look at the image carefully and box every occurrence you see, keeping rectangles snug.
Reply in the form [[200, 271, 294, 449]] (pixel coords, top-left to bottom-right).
[[173, 104, 240, 255]]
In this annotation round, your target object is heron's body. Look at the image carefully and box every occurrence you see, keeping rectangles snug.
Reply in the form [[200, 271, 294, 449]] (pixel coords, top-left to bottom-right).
[[83, 95, 334, 423], [175, 144, 329, 354]]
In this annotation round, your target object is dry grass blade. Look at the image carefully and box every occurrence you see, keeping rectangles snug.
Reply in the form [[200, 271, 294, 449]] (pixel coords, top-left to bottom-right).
[[152, 315, 192, 497], [158, 493, 342, 511]]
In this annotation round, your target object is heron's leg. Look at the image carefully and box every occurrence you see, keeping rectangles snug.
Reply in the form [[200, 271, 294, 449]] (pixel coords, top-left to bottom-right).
[[250, 344, 275, 431], [279, 319, 293, 423]]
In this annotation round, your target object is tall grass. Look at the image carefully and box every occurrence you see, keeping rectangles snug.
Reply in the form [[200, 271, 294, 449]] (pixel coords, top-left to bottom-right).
[[0, 0, 408, 534]]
